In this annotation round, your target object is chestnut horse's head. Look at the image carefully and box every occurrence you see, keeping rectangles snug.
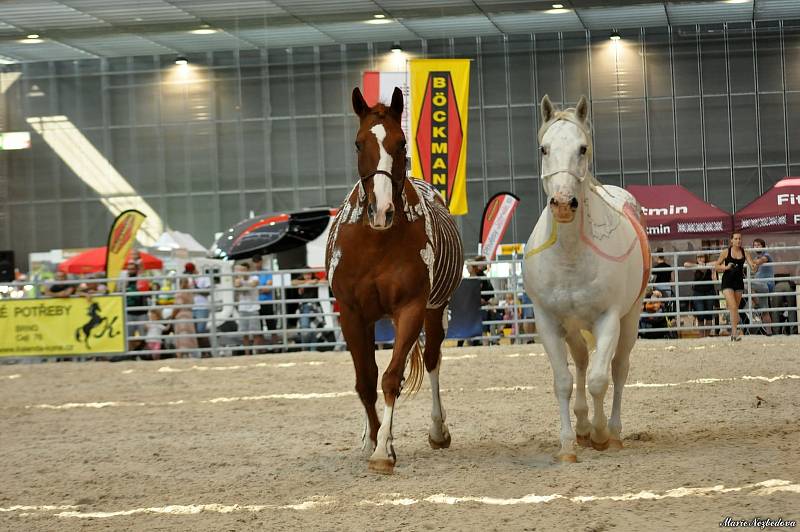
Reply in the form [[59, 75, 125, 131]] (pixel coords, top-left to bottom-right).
[[352, 86, 407, 230]]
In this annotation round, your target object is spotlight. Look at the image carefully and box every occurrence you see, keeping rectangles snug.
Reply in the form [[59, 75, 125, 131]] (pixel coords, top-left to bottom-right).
[[27, 34, 39, 39], [552, 3, 564, 8], [610, 31, 621, 41], [390, 42, 402, 54], [374, 14, 386, 18], [175, 56, 189, 65]]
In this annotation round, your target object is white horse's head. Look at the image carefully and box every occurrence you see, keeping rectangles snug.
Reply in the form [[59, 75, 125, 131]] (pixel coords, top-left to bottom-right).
[[538, 95, 593, 224]]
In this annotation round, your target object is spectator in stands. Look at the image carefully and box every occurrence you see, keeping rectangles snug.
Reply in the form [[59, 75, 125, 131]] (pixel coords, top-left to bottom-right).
[[499, 291, 521, 339], [252, 255, 276, 346], [751, 238, 774, 335], [519, 291, 536, 343], [122, 262, 148, 353], [471, 256, 497, 345], [44, 271, 76, 298], [185, 262, 211, 340], [234, 263, 261, 356], [145, 308, 166, 360], [291, 269, 323, 350], [640, 288, 669, 339], [77, 273, 108, 297], [173, 276, 199, 358], [457, 257, 496, 346], [683, 253, 717, 337], [652, 247, 674, 298]]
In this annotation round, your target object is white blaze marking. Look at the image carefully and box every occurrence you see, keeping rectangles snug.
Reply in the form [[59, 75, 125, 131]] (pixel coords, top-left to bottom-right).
[[370, 124, 393, 175], [369, 124, 393, 224]]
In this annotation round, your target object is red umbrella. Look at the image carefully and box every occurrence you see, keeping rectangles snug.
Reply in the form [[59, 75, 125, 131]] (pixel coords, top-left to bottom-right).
[[58, 247, 163, 274]]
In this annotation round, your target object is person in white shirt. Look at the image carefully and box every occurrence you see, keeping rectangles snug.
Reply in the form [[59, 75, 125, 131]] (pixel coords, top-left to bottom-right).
[[234, 262, 261, 355]]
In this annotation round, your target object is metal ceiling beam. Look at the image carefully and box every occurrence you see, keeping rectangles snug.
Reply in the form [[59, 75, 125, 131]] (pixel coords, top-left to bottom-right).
[[0, 0, 792, 62]]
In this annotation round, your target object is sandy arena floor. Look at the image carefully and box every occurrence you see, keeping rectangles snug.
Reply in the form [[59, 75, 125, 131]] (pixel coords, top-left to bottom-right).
[[1, 336, 798, 531]]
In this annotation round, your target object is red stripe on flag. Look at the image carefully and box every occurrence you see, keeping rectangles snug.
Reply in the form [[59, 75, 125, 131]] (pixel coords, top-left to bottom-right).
[[363, 72, 380, 107]]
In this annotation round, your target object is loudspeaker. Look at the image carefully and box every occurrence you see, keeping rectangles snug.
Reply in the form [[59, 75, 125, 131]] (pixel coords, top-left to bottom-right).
[[0, 250, 14, 282]]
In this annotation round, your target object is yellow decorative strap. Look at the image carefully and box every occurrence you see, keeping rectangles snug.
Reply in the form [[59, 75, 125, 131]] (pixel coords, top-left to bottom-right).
[[524, 219, 558, 258]]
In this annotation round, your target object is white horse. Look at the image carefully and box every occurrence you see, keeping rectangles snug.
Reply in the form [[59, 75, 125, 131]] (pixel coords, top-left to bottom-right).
[[523, 95, 651, 463]]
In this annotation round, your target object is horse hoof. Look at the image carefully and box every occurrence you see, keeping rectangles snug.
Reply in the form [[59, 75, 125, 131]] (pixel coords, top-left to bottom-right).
[[591, 438, 609, 451], [608, 438, 623, 451], [576, 434, 592, 448], [557, 453, 577, 464], [428, 433, 451, 450], [368, 458, 395, 475]]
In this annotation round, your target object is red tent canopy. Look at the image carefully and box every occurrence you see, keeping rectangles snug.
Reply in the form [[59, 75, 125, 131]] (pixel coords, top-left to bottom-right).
[[626, 185, 732, 240], [734, 177, 800, 233], [58, 247, 163, 274]]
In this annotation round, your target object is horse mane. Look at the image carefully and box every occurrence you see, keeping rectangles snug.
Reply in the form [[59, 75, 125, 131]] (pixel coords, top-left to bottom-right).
[[364, 103, 400, 123]]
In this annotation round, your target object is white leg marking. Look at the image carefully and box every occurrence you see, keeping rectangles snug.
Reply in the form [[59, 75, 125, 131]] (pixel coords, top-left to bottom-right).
[[371, 404, 395, 463], [361, 410, 374, 453], [428, 364, 450, 445]]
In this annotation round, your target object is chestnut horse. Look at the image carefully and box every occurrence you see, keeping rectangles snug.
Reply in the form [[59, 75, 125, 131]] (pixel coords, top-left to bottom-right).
[[325, 87, 463, 474]]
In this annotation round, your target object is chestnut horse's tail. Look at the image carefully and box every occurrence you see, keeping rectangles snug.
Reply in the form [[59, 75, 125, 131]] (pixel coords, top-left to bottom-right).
[[404, 339, 425, 396]]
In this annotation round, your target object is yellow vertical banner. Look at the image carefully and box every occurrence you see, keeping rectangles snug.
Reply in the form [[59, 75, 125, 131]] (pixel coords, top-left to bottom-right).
[[410, 59, 470, 215], [0, 296, 125, 356], [105, 209, 146, 292]]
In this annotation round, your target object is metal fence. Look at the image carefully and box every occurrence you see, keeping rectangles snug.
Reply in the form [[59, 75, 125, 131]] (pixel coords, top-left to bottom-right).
[[1, 245, 798, 360]]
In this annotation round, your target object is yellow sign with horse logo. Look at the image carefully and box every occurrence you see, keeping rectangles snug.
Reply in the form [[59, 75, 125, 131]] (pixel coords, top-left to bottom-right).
[[0, 296, 125, 357]]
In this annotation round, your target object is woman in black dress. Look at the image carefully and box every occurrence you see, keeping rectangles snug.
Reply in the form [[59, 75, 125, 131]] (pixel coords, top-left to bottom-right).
[[714, 232, 759, 341]]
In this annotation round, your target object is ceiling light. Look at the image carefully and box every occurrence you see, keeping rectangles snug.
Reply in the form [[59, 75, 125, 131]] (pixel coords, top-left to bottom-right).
[[723, 0, 749, 3], [190, 28, 218, 35], [391, 43, 402, 54], [551, 3, 564, 8], [544, 7, 569, 14], [27, 34, 39, 39], [365, 18, 391, 24], [610, 31, 621, 41], [175, 56, 188, 65], [20, 37, 44, 44], [374, 14, 386, 18]]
